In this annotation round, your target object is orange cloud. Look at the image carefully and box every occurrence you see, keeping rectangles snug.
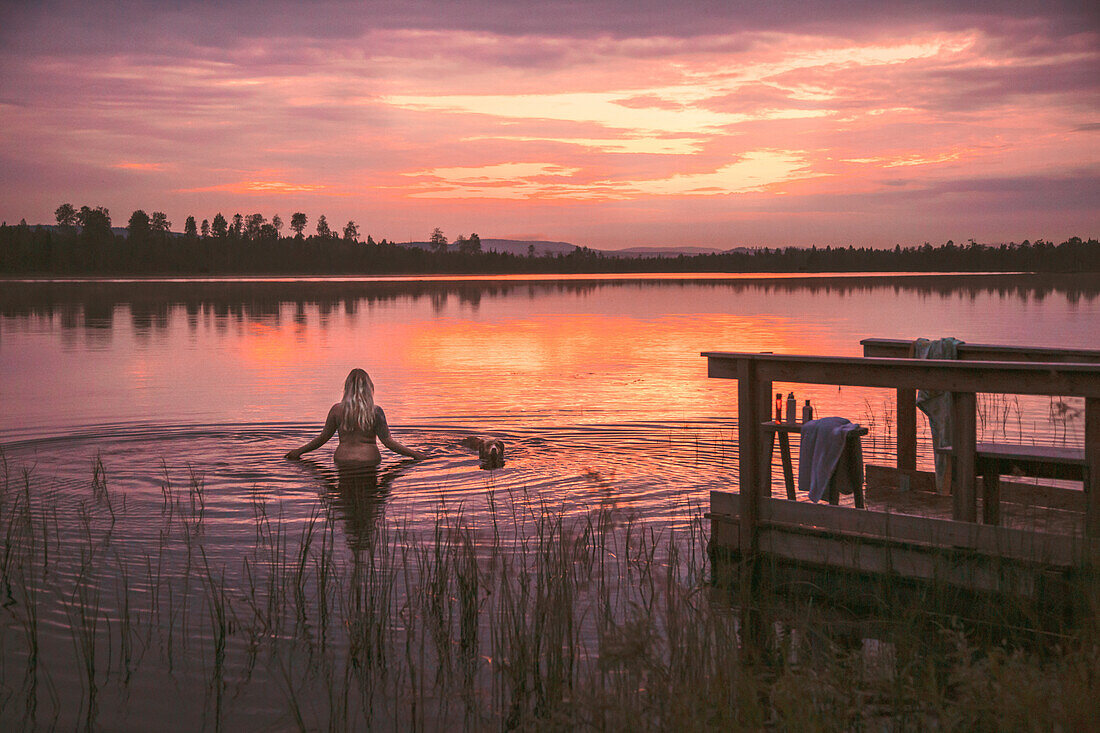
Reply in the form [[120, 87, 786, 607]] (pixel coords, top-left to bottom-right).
[[179, 180, 327, 194], [113, 161, 167, 171]]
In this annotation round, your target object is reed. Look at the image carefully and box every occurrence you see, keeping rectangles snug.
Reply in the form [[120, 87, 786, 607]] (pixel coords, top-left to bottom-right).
[[0, 459, 1097, 730]]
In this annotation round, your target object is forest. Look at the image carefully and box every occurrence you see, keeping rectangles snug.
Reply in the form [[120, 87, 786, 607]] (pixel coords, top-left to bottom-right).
[[1, 205, 1097, 275]]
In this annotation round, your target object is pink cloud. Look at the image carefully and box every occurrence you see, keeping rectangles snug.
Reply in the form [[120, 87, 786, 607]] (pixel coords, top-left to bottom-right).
[[0, 2, 1096, 247]]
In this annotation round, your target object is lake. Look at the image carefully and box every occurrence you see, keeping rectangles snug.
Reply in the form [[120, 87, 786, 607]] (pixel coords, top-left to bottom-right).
[[1, 272, 1096, 728]]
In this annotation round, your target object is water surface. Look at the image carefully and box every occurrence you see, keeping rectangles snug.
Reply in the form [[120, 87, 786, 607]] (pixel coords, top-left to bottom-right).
[[1, 272, 1096, 727]]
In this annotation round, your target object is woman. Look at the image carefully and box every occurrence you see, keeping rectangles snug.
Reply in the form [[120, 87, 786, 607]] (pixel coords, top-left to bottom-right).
[[285, 369, 428, 464]]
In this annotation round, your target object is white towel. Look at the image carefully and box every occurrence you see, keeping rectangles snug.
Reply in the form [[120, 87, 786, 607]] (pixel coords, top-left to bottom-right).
[[913, 337, 963, 491], [798, 417, 864, 503]]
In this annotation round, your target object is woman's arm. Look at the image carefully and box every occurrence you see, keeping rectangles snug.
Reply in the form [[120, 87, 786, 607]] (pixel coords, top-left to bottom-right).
[[375, 407, 429, 460], [285, 406, 339, 459]]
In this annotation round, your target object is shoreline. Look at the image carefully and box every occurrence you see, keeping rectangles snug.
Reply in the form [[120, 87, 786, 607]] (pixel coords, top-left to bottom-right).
[[0, 269, 1047, 285]]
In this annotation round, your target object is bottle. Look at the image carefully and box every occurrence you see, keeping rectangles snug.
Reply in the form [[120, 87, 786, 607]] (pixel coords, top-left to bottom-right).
[[775, 393, 783, 422], [786, 393, 796, 424], [802, 399, 813, 423]]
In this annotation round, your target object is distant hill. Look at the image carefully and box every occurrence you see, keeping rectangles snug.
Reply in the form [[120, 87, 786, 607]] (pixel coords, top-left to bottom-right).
[[395, 238, 579, 256], [480, 239, 579, 256], [610, 245, 754, 258], [396, 238, 754, 258]]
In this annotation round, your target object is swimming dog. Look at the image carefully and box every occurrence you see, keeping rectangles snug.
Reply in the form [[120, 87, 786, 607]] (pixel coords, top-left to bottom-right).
[[461, 436, 505, 468]]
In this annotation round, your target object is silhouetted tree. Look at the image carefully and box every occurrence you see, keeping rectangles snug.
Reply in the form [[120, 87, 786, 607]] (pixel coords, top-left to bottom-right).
[[527, 244, 536, 257], [272, 213, 283, 237], [212, 213, 228, 238], [430, 227, 447, 252], [55, 203, 77, 228], [128, 210, 151, 239], [457, 233, 481, 254], [245, 213, 265, 239], [343, 220, 359, 242], [316, 215, 331, 239], [231, 213, 244, 238], [184, 216, 197, 238], [290, 212, 307, 238], [150, 212, 171, 233], [78, 206, 112, 240], [201, 219, 210, 238]]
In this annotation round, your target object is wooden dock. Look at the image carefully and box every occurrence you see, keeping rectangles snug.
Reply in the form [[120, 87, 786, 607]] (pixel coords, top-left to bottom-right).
[[704, 343, 1100, 621]]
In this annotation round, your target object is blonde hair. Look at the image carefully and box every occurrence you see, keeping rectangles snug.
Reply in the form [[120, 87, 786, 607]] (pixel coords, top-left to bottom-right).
[[340, 369, 376, 432]]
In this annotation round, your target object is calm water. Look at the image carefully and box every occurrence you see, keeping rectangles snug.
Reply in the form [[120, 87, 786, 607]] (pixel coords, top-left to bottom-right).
[[1, 272, 1096, 728]]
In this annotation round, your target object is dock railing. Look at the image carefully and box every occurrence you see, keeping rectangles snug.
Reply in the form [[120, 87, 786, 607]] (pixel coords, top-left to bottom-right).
[[702, 351, 1100, 563], [859, 338, 1100, 475]]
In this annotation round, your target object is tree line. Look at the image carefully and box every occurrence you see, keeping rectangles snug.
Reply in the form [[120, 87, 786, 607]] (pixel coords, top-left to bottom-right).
[[0, 203, 1096, 275]]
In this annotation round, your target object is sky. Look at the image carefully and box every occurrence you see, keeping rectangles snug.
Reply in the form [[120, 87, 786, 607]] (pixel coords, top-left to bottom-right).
[[0, 0, 1097, 249]]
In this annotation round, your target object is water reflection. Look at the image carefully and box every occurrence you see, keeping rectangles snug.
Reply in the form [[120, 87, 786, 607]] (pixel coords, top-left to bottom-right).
[[2, 273, 1095, 450], [294, 457, 410, 551], [2, 273, 1096, 330]]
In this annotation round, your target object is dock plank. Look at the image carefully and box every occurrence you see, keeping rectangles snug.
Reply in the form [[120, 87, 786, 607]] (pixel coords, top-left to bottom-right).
[[709, 491, 1100, 567]]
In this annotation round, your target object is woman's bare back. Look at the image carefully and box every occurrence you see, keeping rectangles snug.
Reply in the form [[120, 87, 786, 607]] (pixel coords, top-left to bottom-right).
[[286, 402, 427, 463], [332, 403, 383, 466]]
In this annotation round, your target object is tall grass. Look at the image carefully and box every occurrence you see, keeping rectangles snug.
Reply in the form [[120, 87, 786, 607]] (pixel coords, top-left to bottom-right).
[[0, 454, 1097, 730]]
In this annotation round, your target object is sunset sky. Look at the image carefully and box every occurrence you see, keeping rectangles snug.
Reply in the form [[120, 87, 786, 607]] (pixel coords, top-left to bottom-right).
[[1, 0, 1096, 249]]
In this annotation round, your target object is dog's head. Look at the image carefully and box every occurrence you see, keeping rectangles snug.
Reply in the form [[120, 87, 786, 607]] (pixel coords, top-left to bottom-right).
[[479, 439, 505, 467]]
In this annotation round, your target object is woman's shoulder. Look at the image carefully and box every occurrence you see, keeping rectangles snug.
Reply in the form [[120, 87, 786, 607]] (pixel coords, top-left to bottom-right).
[[374, 405, 387, 421]]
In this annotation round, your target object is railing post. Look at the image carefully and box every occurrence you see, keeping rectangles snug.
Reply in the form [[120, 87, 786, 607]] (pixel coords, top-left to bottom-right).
[[951, 391, 977, 522], [1086, 398, 1099, 538], [737, 358, 770, 558], [736, 357, 770, 655], [897, 388, 917, 471]]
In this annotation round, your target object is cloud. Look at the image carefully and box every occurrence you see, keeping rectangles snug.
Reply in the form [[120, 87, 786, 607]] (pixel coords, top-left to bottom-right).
[[3, 1, 1095, 52], [0, 1, 1096, 246], [402, 151, 812, 200], [179, 180, 328, 195], [113, 161, 168, 172]]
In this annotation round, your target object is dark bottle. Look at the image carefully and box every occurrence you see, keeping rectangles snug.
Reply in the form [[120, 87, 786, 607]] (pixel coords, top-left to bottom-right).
[[802, 399, 813, 423], [785, 393, 796, 424]]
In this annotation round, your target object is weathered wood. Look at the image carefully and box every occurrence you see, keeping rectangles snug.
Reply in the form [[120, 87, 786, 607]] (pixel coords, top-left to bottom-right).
[[983, 468, 1001, 526], [754, 375, 773, 499], [866, 464, 1088, 512], [1087, 398, 1099, 537], [963, 443, 1087, 482], [866, 464, 934, 491], [897, 387, 917, 471], [710, 489, 737, 516], [860, 338, 1100, 363], [778, 432, 795, 500], [706, 347, 1100, 605], [952, 392, 978, 522], [934, 442, 1087, 527], [709, 492, 1100, 567], [755, 528, 1036, 596], [764, 430, 776, 498], [736, 360, 764, 558], [861, 339, 1100, 482], [866, 465, 937, 492], [974, 443, 1087, 467], [761, 420, 869, 436], [703, 352, 1100, 397]]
